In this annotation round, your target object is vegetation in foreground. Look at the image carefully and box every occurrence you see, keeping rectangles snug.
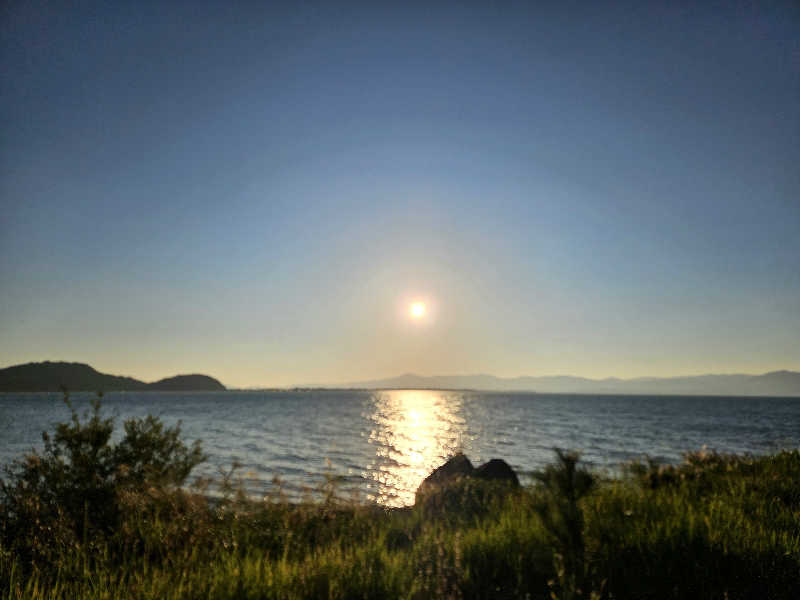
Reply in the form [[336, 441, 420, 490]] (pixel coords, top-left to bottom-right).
[[1, 395, 799, 599]]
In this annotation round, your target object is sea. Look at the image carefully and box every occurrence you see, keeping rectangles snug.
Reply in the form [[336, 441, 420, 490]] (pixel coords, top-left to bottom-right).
[[1, 390, 798, 507]]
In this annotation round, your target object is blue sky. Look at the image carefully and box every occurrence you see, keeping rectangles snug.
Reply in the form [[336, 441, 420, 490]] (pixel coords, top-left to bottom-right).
[[1, 1, 798, 387]]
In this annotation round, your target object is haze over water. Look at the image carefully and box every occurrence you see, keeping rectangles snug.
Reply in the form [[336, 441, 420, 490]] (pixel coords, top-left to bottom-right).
[[2, 390, 798, 507]]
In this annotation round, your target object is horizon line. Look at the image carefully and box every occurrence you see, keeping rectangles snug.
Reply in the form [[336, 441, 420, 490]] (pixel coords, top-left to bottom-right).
[[2, 360, 799, 390]]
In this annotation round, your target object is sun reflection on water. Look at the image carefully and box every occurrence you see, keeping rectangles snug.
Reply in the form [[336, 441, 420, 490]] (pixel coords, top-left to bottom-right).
[[365, 390, 467, 506]]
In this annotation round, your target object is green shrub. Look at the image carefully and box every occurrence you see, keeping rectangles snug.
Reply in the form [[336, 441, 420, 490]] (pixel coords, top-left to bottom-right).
[[532, 449, 596, 600], [0, 391, 205, 571]]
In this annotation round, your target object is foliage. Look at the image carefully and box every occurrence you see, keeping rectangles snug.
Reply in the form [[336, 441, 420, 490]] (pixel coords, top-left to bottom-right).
[[0, 391, 205, 570], [532, 449, 596, 600]]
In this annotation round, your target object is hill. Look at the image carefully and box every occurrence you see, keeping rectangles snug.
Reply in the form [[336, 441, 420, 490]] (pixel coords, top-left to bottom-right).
[[333, 370, 800, 396], [0, 361, 225, 392], [148, 374, 226, 391]]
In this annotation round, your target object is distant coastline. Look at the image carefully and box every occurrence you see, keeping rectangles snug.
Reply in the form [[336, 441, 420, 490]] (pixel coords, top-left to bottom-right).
[[303, 370, 800, 397], [3, 361, 800, 396], [0, 361, 225, 393]]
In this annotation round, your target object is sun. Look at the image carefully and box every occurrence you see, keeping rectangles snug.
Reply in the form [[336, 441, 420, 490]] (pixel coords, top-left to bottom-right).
[[409, 302, 426, 319]]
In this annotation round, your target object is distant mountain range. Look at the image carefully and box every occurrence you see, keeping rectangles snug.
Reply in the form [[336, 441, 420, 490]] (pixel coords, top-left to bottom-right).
[[325, 370, 800, 397], [0, 361, 225, 392], [4, 361, 798, 396]]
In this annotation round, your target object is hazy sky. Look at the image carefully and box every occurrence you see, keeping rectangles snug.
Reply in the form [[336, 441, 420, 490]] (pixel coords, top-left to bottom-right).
[[1, 2, 798, 387]]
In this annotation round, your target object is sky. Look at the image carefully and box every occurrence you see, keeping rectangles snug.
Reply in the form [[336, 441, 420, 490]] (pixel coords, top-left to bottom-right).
[[1, 1, 798, 387]]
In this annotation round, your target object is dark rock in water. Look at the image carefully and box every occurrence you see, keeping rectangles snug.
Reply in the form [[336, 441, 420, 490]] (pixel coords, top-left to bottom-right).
[[415, 455, 520, 508], [474, 459, 520, 486], [415, 453, 474, 500], [425, 453, 475, 484]]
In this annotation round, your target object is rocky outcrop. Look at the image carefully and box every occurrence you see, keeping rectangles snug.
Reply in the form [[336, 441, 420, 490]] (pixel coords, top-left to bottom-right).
[[415, 454, 519, 505], [418, 453, 473, 487], [474, 458, 520, 486]]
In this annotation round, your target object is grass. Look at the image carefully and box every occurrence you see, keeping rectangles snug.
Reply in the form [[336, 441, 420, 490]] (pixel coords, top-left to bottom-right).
[[1, 398, 799, 599]]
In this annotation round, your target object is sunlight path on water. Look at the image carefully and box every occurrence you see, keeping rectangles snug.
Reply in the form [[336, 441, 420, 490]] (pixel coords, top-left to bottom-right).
[[365, 390, 466, 507]]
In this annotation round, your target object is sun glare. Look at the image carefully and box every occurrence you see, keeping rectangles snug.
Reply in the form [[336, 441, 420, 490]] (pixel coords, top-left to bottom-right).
[[409, 302, 426, 319]]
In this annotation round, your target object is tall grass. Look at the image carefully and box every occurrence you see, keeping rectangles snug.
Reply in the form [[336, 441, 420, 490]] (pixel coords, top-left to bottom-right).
[[2, 397, 799, 599]]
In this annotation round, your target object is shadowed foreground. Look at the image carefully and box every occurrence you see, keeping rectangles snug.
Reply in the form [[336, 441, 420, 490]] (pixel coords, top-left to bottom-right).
[[1, 397, 799, 599]]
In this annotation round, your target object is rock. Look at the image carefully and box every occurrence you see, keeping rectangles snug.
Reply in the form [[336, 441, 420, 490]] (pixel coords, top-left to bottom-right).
[[415, 453, 474, 500], [415, 455, 521, 507], [474, 459, 520, 487], [425, 453, 475, 483]]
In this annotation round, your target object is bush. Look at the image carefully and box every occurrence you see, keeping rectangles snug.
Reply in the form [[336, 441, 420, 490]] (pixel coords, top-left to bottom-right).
[[532, 449, 596, 600], [0, 391, 205, 570]]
